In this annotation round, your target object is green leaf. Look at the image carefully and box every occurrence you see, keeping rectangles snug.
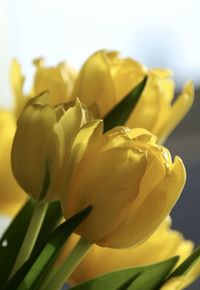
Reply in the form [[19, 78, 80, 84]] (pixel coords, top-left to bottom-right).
[[126, 257, 179, 290], [169, 246, 200, 278], [0, 199, 35, 287], [71, 256, 178, 290], [31, 201, 62, 258], [5, 206, 92, 290], [103, 76, 147, 132]]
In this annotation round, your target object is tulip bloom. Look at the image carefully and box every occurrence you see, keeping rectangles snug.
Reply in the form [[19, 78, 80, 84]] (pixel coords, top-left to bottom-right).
[[57, 218, 199, 290], [60, 123, 186, 248], [11, 93, 89, 201], [73, 50, 194, 143], [73, 50, 147, 117], [0, 110, 26, 215], [10, 58, 77, 117]]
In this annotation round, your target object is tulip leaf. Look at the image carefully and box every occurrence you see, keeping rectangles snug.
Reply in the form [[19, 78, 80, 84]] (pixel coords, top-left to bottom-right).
[[0, 199, 35, 287], [103, 76, 147, 132], [31, 200, 63, 257], [125, 256, 179, 290], [70, 256, 178, 290], [169, 246, 200, 278], [4, 206, 92, 290]]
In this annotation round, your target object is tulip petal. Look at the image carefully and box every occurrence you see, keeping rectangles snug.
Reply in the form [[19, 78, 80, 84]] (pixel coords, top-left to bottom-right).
[[60, 120, 103, 207], [11, 103, 57, 199], [66, 148, 147, 243], [33, 59, 76, 105], [73, 50, 116, 117], [99, 156, 186, 248], [126, 72, 161, 130], [47, 99, 87, 198], [151, 78, 175, 136], [158, 81, 194, 144], [151, 68, 173, 79], [109, 55, 147, 101], [102, 127, 156, 152]]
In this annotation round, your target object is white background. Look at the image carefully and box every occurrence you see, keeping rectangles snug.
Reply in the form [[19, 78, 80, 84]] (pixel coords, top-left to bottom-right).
[[1, 0, 200, 107]]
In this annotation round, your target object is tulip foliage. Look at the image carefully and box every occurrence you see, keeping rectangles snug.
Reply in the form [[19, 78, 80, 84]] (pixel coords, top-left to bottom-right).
[[0, 50, 199, 290]]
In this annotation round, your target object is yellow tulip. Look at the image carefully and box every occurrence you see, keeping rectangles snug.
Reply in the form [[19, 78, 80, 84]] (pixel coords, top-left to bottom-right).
[[60, 124, 186, 248], [73, 50, 147, 117], [57, 217, 197, 290], [10, 58, 77, 117], [11, 93, 89, 201], [0, 110, 26, 215], [72, 50, 194, 143]]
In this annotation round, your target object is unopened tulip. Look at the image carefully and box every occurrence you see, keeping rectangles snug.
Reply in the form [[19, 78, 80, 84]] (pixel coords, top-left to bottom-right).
[[73, 50, 194, 143], [60, 124, 186, 248], [11, 93, 89, 201]]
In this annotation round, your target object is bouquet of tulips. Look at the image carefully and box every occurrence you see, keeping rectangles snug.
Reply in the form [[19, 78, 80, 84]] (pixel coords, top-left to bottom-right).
[[0, 50, 199, 290]]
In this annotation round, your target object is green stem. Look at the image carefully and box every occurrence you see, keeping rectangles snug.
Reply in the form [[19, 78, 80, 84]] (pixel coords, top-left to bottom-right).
[[10, 201, 48, 277], [41, 236, 92, 290]]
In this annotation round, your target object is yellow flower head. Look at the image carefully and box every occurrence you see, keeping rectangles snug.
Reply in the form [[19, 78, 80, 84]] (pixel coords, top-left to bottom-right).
[[60, 123, 186, 248], [11, 93, 89, 201], [0, 110, 26, 215], [72, 50, 194, 143], [57, 217, 195, 289], [73, 50, 147, 117], [10, 58, 77, 117]]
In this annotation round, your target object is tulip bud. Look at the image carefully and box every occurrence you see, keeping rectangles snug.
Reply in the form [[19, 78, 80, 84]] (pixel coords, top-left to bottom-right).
[[11, 92, 89, 201], [61, 125, 186, 248]]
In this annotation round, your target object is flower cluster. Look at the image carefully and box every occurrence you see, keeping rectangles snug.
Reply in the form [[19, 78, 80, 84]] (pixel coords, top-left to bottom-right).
[[0, 49, 199, 290]]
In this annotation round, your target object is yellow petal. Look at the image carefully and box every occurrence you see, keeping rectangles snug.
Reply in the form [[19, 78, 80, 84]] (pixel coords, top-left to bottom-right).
[[109, 55, 147, 101], [47, 99, 88, 199], [33, 58, 77, 105], [100, 156, 186, 247], [66, 147, 147, 244], [126, 71, 161, 130], [151, 78, 175, 135], [73, 50, 116, 117], [60, 119, 103, 206], [151, 68, 173, 79], [11, 101, 57, 199], [158, 81, 194, 144]]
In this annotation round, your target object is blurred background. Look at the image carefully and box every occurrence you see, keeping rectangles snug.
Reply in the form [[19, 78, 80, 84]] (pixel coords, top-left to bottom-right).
[[0, 0, 200, 289]]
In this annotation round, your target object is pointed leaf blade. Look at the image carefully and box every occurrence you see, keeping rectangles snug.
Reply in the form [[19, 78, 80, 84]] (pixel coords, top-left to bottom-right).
[[127, 257, 179, 290], [169, 246, 200, 278], [71, 257, 178, 290], [31, 201, 63, 258], [5, 206, 92, 290], [104, 76, 147, 132], [0, 199, 35, 287]]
